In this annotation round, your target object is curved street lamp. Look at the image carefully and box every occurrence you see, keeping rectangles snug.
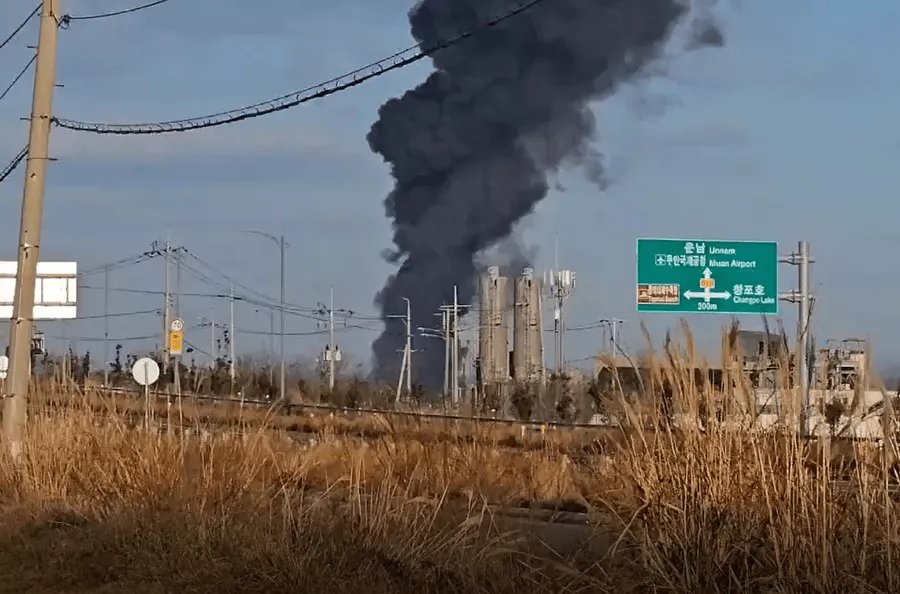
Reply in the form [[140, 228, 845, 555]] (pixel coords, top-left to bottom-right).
[[240, 229, 288, 402]]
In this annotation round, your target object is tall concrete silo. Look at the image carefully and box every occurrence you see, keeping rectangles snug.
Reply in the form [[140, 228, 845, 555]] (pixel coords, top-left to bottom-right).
[[512, 267, 543, 382], [478, 266, 510, 383]]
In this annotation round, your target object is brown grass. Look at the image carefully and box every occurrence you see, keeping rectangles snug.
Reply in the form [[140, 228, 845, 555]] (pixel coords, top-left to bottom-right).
[[2, 325, 899, 592]]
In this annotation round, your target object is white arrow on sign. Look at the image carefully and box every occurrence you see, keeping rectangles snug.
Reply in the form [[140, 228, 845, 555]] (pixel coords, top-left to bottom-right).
[[702, 267, 712, 279], [685, 290, 731, 301]]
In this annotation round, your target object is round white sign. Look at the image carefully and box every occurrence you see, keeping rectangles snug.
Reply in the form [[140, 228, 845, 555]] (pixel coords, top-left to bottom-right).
[[169, 318, 184, 332], [131, 357, 160, 386]]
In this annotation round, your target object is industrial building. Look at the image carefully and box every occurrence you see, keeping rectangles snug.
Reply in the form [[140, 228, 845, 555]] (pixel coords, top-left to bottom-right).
[[814, 338, 868, 391]]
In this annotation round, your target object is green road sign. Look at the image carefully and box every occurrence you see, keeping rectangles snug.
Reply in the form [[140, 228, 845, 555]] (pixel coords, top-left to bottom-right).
[[636, 238, 779, 315]]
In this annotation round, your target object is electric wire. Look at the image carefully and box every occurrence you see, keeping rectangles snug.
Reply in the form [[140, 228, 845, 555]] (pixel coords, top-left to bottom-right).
[[171, 256, 392, 343], [50, 332, 162, 343], [61, 0, 176, 22], [236, 327, 331, 337], [181, 250, 322, 314], [0, 145, 28, 185], [67, 308, 161, 321], [178, 252, 338, 322], [182, 339, 208, 357], [0, 4, 40, 53], [181, 250, 292, 308], [180, 249, 385, 322], [77, 251, 159, 277], [0, 54, 36, 103], [175, 258, 324, 323], [54, 323, 203, 344], [79, 285, 242, 299], [51, 0, 547, 134]]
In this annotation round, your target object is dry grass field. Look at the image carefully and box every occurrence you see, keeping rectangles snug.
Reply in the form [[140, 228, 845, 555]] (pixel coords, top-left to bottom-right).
[[2, 332, 899, 592]]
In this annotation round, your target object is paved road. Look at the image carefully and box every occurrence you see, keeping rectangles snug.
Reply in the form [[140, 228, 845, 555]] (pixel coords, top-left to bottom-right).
[[488, 509, 608, 558]]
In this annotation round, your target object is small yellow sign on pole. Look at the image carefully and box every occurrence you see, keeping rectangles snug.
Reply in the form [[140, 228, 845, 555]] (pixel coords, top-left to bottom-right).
[[169, 318, 184, 356], [169, 330, 183, 356]]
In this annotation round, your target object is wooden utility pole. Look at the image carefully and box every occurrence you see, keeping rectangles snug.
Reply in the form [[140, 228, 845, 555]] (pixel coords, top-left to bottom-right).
[[3, 0, 61, 459]]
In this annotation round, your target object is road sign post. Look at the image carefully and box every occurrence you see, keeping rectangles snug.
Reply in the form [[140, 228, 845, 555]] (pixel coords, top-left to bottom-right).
[[636, 239, 779, 315], [132, 357, 160, 431], [167, 318, 184, 435]]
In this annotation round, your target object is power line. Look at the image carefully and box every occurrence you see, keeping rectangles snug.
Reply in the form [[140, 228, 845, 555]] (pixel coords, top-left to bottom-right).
[[0, 54, 36, 103], [61, 0, 176, 22], [173, 258, 321, 322], [79, 285, 237, 298], [183, 339, 208, 357], [47, 332, 160, 343], [235, 324, 388, 337], [0, 146, 28, 185], [77, 251, 159, 277], [179, 249, 383, 321], [64, 308, 160, 321], [53, 322, 204, 344], [181, 250, 298, 308], [51, 0, 547, 135], [177, 251, 331, 320], [0, 4, 40, 53], [236, 327, 329, 337]]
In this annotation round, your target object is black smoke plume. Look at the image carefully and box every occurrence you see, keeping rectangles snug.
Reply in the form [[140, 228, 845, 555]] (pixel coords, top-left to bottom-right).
[[367, 0, 723, 389]]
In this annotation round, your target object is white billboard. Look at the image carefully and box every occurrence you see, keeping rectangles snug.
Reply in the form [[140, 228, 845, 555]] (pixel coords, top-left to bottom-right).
[[0, 261, 77, 320]]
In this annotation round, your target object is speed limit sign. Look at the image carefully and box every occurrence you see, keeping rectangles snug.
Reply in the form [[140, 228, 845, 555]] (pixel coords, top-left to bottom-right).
[[170, 318, 184, 332]]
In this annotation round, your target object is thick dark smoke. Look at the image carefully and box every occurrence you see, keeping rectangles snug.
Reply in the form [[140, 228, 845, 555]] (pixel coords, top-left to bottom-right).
[[367, 0, 723, 389], [478, 235, 537, 279]]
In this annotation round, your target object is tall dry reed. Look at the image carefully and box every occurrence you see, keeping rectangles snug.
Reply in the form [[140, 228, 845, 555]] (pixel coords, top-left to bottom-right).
[[0, 323, 897, 592]]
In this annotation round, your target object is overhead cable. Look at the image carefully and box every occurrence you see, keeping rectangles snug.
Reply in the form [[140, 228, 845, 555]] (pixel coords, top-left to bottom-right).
[[51, 0, 547, 135], [67, 308, 161, 321], [0, 54, 36, 103], [79, 285, 243, 299], [0, 4, 40, 53], [181, 250, 296, 308], [51, 332, 161, 343], [236, 327, 330, 337], [61, 0, 175, 22], [0, 146, 28, 185], [77, 251, 158, 277], [179, 250, 329, 318], [182, 339, 208, 357], [180, 248, 382, 319]]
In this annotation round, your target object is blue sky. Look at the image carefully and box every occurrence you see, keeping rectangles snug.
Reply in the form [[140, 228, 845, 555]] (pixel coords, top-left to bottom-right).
[[1, 0, 899, 376]]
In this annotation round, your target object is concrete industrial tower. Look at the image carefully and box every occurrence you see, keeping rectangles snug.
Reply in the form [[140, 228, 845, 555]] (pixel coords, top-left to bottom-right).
[[512, 268, 544, 383], [478, 266, 510, 383]]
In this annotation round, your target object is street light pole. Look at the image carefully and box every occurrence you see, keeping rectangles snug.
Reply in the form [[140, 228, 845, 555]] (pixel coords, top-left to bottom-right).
[[404, 297, 412, 393], [241, 230, 288, 402], [328, 287, 336, 391], [269, 309, 275, 388], [278, 234, 286, 402]]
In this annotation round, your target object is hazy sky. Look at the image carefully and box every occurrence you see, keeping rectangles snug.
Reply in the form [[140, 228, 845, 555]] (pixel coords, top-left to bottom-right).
[[1, 0, 898, 375]]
